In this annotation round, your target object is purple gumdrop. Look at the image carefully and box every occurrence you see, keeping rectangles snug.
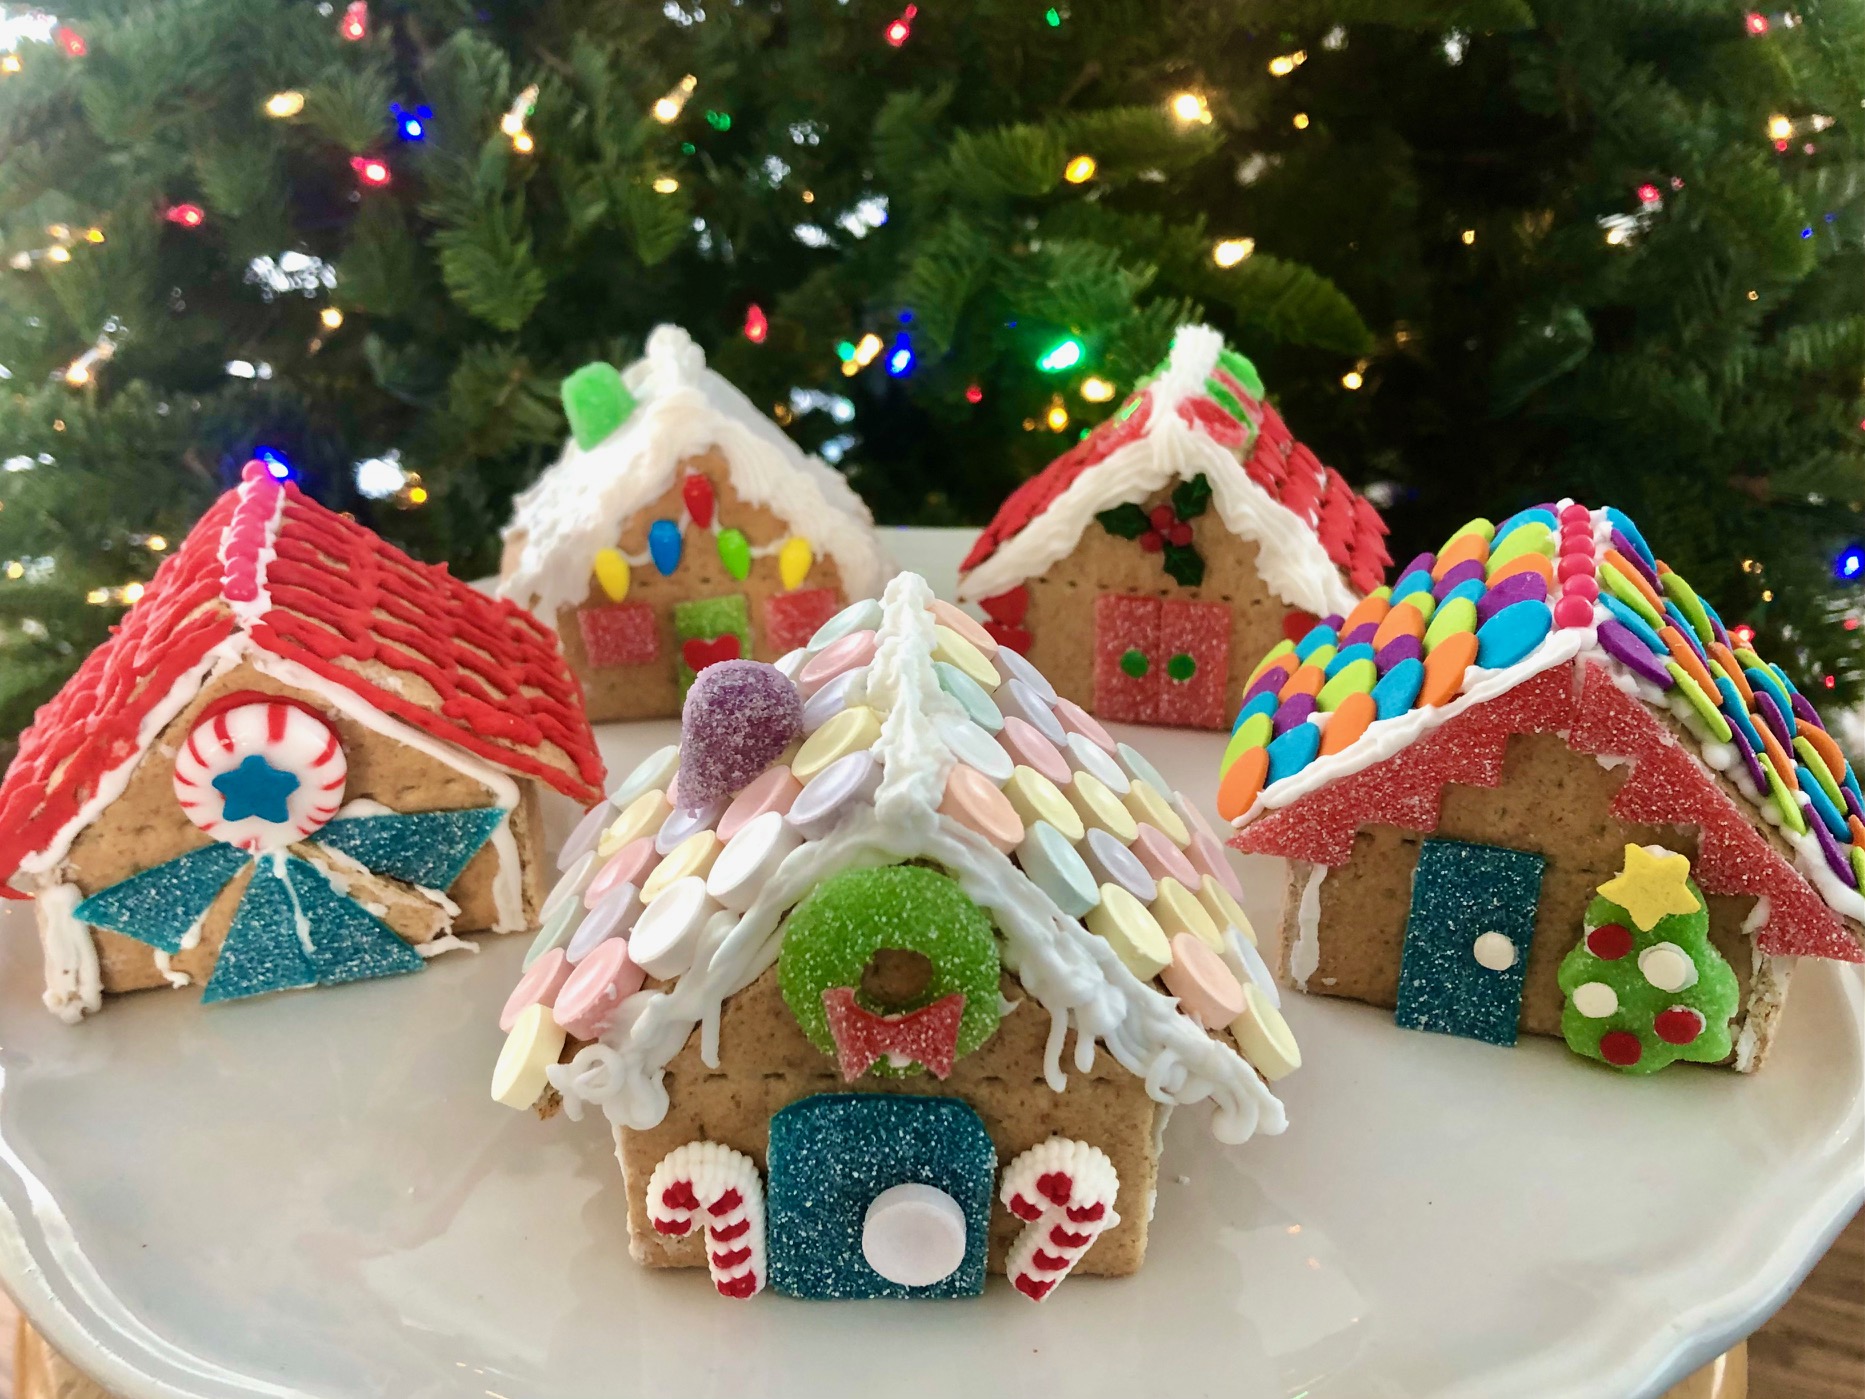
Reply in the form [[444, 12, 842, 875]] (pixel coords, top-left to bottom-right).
[[1727, 720, 1770, 796], [1434, 559, 1487, 597], [1609, 531, 1661, 588], [1396, 551, 1437, 580], [1597, 620, 1673, 688], [676, 660, 804, 808], [1342, 622, 1380, 648], [1375, 634, 1423, 673], [1273, 692, 1317, 736], [1790, 691, 1824, 728], [1476, 570, 1548, 624], [1813, 812, 1858, 888], [1752, 688, 1793, 749]]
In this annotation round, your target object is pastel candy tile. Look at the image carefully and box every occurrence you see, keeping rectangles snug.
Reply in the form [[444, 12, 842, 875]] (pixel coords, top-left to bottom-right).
[[994, 643, 1057, 702], [1017, 821, 1100, 918], [500, 947, 573, 1032], [1002, 766, 1084, 842], [794, 705, 883, 781], [708, 809, 803, 911], [1068, 771, 1138, 842], [1053, 697, 1117, 755], [785, 750, 880, 839], [1152, 876, 1223, 951], [629, 876, 719, 978], [798, 630, 879, 697], [1086, 884, 1172, 979], [808, 597, 882, 651], [1162, 933, 1246, 1027], [1064, 731, 1131, 795], [558, 800, 616, 872], [553, 936, 646, 1040], [608, 745, 680, 808], [491, 1003, 566, 1108], [598, 788, 671, 858], [928, 598, 998, 656], [932, 625, 1000, 690], [997, 678, 1066, 745], [567, 881, 643, 963], [717, 765, 802, 843], [939, 716, 1015, 784], [1080, 826, 1156, 903], [642, 830, 722, 900], [1125, 779, 1189, 846], [935, 662, 1005, 733], [1001, 716, 1072, 787], [803, 668, 867, 732], [1131, 823, 1198, 887], [1117, 742, 1173, 797], [655, 798, 726, 856], [940, 763, 1024, 851]]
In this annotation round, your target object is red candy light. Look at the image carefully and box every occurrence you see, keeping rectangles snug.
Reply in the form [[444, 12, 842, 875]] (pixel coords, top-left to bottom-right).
[[339, 1, 369, 41], [351, 156, 391, 188], [681, 473, 716, 528], [742, 303, 768, 344], [884, 4, 917, 46], [164, 203, 205, 228]]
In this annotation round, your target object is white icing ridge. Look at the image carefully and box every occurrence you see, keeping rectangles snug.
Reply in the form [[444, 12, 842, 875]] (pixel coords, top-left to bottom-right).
[[956, 323, 1359, 619], [551, 572, 1288, 1146], [36, 883, 100, 1022], [498, 324, 895, 619], [1292, 864, 1326, 990]]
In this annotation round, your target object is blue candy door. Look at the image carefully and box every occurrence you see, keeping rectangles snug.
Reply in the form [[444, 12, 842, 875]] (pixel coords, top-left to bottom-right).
[[766, 1093, 996, 1300], [1394, 838, 1545, 1046]]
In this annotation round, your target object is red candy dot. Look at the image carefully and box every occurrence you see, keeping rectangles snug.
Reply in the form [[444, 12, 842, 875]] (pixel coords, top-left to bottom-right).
[[1557, 553, 1595, 582], [1150, 505, 1177, 531], [1560, 503, 1592, 524], [1587, 923, 1634, 959], [1654, 1006, 1704, 1045], [1563, 575, 1601, 602], [1554, 595, 1595, 629], [1600, 1030, 1644, 1066]]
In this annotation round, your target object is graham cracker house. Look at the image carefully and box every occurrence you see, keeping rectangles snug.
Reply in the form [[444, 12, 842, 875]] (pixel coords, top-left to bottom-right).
[[1220, 501, 1865, 1074], [499, 325, 894, 720], [955, 324, 1391, 731], [0, 461, 604, 1019], [490, 572, 1299, 1301]]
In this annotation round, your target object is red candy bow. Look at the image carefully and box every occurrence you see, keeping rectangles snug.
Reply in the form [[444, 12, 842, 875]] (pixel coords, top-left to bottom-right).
[[821, 987, 966, 1081]]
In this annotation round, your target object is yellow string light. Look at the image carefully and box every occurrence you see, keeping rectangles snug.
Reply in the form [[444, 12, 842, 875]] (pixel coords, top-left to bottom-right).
[[853, 333, 883, 367], [83, 227, 104, 243], [146, 535, 168, 551], [1291, 112, 1310, 130], [1079, 376, 1116, 402], [651, 175, 680, 194], [1212, 237, 1255, 267], [1045, 396, 1070, 431], [406, 485, 429, 505], [45, 245, 70, 263], [1341, 369, 1364, 390], [512, 131, 535, 154], [122, 581, 145, 603], [320, 307, 344, 330], [1, 54, 21, 75], [1169, 91, 1212, 125], [1460, 228, 1477, 245], [1767, 114, 1793, 141], [265, 90, 305, 118], [1267, 50, 1307, 76], [501, 83, 539, 152], [3, 561, 22, 580], [1063, 154, 1097, 184], [652, 74, 698, 123]]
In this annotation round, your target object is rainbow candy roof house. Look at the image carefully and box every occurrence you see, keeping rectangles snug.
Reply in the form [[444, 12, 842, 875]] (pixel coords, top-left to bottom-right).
[[0, 462, 603, 1019], [1218, 501, 1865, 1075], [955, 324, 1390, 731], [490, 572, 1298, 1302]]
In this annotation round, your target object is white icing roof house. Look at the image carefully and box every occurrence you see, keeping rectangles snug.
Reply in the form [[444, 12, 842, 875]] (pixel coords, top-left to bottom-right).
[[499, 325, 895, 721], [955, 324, 1391, 732], [489, 572, 1298, 1302]]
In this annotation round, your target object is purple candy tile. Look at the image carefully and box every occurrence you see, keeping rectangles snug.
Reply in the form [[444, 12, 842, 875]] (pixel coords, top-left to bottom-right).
[[1609, 531, 1661, 589], [1273, 692, 1318, 736], [1812, 813, 1858, 888], [1706, 610, 1729, 647], [1397, 551, 1437, 579], [1597, 619, 1674, 687], [1434, 559, 1487, 596], [1375, 634, 1423, 673], [1844, 782, 1865, 827], [1244, 662, 1292, 704], [1321, 613, 1345, 630], [1342, 622, 1380, 648], [1752, 689, 1793, 748], [1790, 692, 1824, 728], [1727, 722, 1771, 797], [1475, 571, 1548, 623]]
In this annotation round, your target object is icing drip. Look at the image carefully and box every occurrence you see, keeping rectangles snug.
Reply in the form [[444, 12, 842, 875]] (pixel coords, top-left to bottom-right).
[[1292, 864, 1326, 990], [37, 883, 101, 1022]]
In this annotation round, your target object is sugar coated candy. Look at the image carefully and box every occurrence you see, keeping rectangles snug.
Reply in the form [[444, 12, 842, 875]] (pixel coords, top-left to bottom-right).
[[677, 660, 805, 808]]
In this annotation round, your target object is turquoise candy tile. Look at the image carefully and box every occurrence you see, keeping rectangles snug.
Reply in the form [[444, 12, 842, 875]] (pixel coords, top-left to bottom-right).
[[74, 843, 249, 954], [1372, 656, 1425, 720], [315, 807, 507, 890]]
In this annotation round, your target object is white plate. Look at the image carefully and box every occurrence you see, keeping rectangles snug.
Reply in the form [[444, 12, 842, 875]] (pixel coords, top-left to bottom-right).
[[1, 529, 1860, 1399]]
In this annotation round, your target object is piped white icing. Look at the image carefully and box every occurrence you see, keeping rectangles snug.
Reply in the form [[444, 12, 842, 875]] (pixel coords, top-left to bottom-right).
[[36, 883, 100, 1022], [499, 325, 893, 620], [1291, 864, 1326, 990], [550, 572, 1287, 1145], [956, 324, 1358, 618]]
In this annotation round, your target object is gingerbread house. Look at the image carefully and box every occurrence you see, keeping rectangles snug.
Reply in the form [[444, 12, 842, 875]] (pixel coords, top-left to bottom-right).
[[0, 461, 604, 1019], [499, 325, 894, 720], [1218, 501, 1865, 1074], [489, 572, 1299, 1301], [954, 324, 1391, 731]]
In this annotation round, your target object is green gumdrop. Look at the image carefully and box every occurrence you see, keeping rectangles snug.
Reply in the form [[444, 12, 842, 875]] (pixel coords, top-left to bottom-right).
[[778, 864, 1002, 1078], [717, 527, 752, 581], [561, 361, 636, 450]]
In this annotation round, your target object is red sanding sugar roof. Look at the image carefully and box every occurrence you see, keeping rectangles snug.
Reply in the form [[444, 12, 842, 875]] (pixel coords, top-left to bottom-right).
[[0, 465, 603, 888], [959, 372, 1391, 596]]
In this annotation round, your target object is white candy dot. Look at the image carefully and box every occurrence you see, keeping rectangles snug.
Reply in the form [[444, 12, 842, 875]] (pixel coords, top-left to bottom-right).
[[1572, 981, 1619, 1019], [861, 1183, 967, 1287], [1471, 931, 1517, 971], [1638, 942, 1698, 993]]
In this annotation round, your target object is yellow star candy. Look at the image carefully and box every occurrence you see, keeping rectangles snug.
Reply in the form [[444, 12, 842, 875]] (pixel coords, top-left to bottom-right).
[[1597, 844, 1700, 931]]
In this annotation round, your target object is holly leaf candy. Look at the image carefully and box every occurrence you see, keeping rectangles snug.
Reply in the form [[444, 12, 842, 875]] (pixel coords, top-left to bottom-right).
[[1096, 503, 1150, 539], [1171, 473, 1212, 521], [1162, 542, 1205, 587]]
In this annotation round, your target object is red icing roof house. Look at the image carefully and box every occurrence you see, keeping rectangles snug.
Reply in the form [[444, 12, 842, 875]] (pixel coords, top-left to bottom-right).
[[2, 462, 603, 1020], [956, 324, 1390, 732]]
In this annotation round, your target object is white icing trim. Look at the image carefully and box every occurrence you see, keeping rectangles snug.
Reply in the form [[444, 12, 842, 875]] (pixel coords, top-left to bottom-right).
[[36, 883, 100, 1022], [956, 324, 1358, 618], [1291, 864, 1326, 991], [498, 324, 894, 619], [548, 572, 1286, 1145]]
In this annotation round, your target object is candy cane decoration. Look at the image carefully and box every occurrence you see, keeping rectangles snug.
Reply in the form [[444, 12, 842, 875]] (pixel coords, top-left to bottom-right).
[[1000, 1138, 1121, 1301], [172, 695, 346, 852], [646, 1141, 767, 1299]]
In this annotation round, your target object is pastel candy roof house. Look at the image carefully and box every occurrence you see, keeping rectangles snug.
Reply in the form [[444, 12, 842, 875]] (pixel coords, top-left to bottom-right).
[[502, 572, 1293, 1145], [1220, 501, 1865, 968], [498, 324, 894, 622], [0, 462, 604, 893], [956, 324, 1391, 621]]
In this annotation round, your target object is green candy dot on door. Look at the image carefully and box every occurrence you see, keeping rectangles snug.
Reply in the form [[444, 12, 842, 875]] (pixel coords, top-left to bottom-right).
[[1120, 648, 1149, 678], [1166, 652, 1197, 682]]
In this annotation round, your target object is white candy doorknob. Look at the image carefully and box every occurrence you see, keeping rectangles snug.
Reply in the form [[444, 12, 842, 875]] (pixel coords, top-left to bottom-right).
[[861, 1183, 967, 1287]]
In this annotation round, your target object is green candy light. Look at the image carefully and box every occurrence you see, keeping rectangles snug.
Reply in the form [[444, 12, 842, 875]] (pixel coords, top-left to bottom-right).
[[1038, 337, 1085, 373], [717, 527, 752, 580]]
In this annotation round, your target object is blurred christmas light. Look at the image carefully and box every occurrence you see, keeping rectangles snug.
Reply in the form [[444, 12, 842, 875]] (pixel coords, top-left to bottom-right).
[[1037, 337, 1084, 372], [652, 175, 680, 193], [502, 83, 539, 152], [351, 156, 391, 187], [320, 307, 344, 330], [884, 5, 918, 46], [852, 333, 883, 367], [392, 103, 431, 141], [406, 485, 428, 506], [1, 54, 20, 75], [1635, 182, 1661, 205], [122, 581, 145, 603], [1267, 50, 1306, 76], [354, 450, 407, 499], [1045, 397, 1070, 431], [1170, 91, 1212, 125], [512, 131, 535, 154], [1835, 543, 1865, 582], [54, 25, 83, 56], [265, 90, 304, 118], [743, 303, 768, 343], [1079, 376, 1115, 402], [886, 334, 915, 376], [1341, 369, 1364, 390], [1823, 675, 1836, 689], [83, 227, 104, 243], [1064, 154, 1097, 184], [165, 203, 205, 228], [1460, 228, 1477, 245], [653, 75, 698, 122], [1767, 113, 1793, 141], [705, 109, 732, 130], [1045, 7, 1061, 25], [1745, 11, 1769, 32], [1292, 112, 1310, 130], [62, 328, 115, 386], [44, 245, 70, 263], [964, 384, 984, 404], [835, 340, 856, 362], [338, 2, 368, 41], [145, 535, 168, 551], [1212, 237, 1255, 267], [253, 448, 293, 481]]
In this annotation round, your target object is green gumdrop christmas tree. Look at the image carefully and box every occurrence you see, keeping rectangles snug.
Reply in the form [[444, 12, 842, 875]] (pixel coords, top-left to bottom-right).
[[1558, 844, 1739, 1075]]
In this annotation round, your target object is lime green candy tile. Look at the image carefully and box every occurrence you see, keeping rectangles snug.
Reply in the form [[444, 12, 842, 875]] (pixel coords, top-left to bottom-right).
[[1658, 569, 1715, 648], [1762, 759, 1808, 836], [1665, 661, 1732, 742], [1424, 597, 1477, 652], [1450, 517, 1495, 543], [1599, 562, 1665, 631], [1793, 736, 1846, 808], [1318, 659, 1377, 711], [1222, 713, 1273, 769], [1487, 522, 1554, 571]]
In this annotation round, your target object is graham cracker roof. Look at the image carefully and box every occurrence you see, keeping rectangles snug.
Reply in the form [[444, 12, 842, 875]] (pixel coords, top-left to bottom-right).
[[0, 463, 604, 890], [956, 324, 1390, 616]]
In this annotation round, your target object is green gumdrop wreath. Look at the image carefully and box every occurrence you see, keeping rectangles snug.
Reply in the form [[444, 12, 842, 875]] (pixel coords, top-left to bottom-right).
[[778, 864, 1001, 1078]]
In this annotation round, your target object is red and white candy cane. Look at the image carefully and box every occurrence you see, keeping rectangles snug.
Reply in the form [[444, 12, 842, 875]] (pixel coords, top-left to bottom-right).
[[1001, 1138, 1121, 1301], [646, 1141, 767, 1299], [172, 695, 346, 852]]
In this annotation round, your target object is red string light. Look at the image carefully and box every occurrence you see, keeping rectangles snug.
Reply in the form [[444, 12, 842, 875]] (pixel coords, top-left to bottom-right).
[[964, 384, 984, 404], [55, 26, 86, 56], [339, 1, 369, 41], [884, 4, 918, 46], [351, 156, 392, 188], [1635, 182, 1661, 204], [743, 303, 768, 344], [1745, 11, 1769, 33], [164, 203, 205, 228]]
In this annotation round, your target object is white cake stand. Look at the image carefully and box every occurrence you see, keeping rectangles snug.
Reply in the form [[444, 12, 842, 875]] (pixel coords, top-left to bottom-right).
[[0, 528, 1858, 1399]]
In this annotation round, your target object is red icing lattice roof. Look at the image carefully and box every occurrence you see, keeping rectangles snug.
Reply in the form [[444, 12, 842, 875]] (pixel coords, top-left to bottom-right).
[[960, 379, 1390, 595], [0, 465, 603, 889], [1234, 660, 1863, 963]]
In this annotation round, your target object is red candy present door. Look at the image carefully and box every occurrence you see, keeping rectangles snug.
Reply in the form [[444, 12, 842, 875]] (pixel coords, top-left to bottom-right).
[[1091, 595, 1230, 729]]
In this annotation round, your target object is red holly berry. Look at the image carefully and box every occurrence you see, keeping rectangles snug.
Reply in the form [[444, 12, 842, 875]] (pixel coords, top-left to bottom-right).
[[1654, 1006, 1703, 1045], [1139, 530, 1165, 552], [1600, 1030, 1643, 1066], [1586, 923, 1634, 960], [1149, 504, 1177, 531], [1167, 522, 1194, 547]]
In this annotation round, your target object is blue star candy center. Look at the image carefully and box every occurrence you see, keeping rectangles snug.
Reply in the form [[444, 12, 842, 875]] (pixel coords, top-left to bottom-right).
[[212, 754, 301, 824]]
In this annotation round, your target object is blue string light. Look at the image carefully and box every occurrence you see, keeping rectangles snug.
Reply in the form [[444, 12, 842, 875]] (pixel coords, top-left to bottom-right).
[[391, 103, 431, 142], [1834, 543, 1864, 582], [886, 333, 914, 377], [254, 446, 293, 481]]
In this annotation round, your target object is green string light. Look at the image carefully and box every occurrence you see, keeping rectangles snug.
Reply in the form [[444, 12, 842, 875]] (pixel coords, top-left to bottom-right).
[[1037, 337, 1084, 372]]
